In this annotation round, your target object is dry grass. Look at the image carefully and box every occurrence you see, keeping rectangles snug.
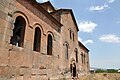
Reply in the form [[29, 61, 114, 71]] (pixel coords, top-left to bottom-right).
[[79, 73, 120, 80]]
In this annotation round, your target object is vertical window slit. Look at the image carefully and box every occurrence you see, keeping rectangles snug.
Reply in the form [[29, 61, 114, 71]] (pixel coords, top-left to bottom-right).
[[47, 34, 52, 55]]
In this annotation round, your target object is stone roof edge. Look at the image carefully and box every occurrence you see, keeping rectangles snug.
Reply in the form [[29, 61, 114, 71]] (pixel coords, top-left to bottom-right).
[[17, 0, 63, 27], [40, 1, 56, 11], [78, 41, 89, 52]]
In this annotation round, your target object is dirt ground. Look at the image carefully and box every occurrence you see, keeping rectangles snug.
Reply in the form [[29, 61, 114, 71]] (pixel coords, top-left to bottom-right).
[[79, 73, 120, 80]]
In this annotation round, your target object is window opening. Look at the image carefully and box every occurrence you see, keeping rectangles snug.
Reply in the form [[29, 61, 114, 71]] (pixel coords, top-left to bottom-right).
[[84, 54, 85, 64], [81, 53, 84, 64], [33, 27, 41, 52], [75, 50, 78, 63], [65, 44, 69, 60], [73, 33, 74, 41], [10, 16, 26, 47], [70, 30, 72, 39], [47, 34, 53, 55]]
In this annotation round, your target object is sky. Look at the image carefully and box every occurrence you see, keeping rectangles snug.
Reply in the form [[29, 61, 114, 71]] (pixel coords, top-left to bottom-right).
[[36, 0, 120, 69]]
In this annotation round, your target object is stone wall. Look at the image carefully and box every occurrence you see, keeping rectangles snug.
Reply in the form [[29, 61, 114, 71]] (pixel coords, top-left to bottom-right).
[[0, 0, 61, 79], [0, 0, 90, 79]]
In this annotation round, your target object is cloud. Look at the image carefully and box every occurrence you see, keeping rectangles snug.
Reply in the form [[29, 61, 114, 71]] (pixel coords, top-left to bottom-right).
[[89, 4, 109, 11], [36, 0, 50, 2], [84, 40, 93, 45], [89, 0, 115, 12], [99, 34, 120, 43], [116, 21, 120, 24], [107, 0, 115, 3], [78, 21, 97, 33], [78, 37, 93, 45]]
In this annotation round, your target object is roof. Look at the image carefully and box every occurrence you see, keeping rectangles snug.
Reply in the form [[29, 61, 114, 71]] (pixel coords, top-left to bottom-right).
[[78, 41, 89, 52], [51, 9, 79, 32], [16, 0, 62, 27], [40, 1, 56, 12]]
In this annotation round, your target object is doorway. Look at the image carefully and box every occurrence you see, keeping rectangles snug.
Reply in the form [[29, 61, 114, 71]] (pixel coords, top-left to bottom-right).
[[70, 62, 76, 77]]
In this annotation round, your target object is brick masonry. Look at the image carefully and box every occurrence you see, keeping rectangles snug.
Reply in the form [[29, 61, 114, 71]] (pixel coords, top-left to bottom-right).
[[0, 0, 90, 80]]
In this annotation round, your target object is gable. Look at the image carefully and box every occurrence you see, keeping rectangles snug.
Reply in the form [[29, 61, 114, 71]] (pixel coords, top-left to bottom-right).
[[78, 41, 89, 52], [60, 9, 79, 32], [40, 1, 56, 13]]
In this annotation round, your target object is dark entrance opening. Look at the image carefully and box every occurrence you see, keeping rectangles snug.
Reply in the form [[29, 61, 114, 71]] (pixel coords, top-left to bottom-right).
[[70, 63, 76, 77], [70, 64, 72, 76], [73, 63, 76, 77]]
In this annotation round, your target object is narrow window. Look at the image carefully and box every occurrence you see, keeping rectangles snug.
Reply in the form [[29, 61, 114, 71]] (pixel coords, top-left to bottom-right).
[[65, 44, 69, 60], [75, 50, 78, 63], [73, 63, 76, 77], [47, 34, 52, 55], [10, 16, 26, 47], [73, 33, 74, 41], [81, 53, 83, 64], [87, 62, 89, 68], [84, 54, 85, 64], [70, 30, 72, 39], [70, 64, 72, 73], [33, 27, 41, 52]]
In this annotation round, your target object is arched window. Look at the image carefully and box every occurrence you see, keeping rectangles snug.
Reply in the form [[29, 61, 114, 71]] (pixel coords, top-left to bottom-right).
[[33, 27, 41, 52], [47, 34, 53, 55], [75, 49, 78, 63], [65, 44, 69, 60], [10, 16, 26, 47]]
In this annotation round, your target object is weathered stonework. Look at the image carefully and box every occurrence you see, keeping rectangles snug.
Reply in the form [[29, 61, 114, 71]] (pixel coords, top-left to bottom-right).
[[0, 0, 90, 79]]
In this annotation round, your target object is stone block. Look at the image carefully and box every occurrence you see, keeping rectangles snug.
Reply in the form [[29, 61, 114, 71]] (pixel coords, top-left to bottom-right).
[[26, 52, 33, 68], [0, 66, 6, 76], [19, 68, 30, 75], [0, 4, 6, 13], [0, 26, 4, 35], [30, 75, 36, 80], [9, 51, 27, 67], [16, 76, 23, 80], [0, 0, 9, 8], [0, 48, 9, 66], [40, 76, 48, 80], [31, 68, 38, 75], [0, 77, 8, 80], [0, 11, 7, 20], [32, 53, 39, 68], [23, 75, 31, 80], [47, 69, 52, 77]]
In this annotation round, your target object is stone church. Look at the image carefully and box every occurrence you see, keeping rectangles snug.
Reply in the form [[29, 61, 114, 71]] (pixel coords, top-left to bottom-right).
[[0, 0, 90, 79]]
